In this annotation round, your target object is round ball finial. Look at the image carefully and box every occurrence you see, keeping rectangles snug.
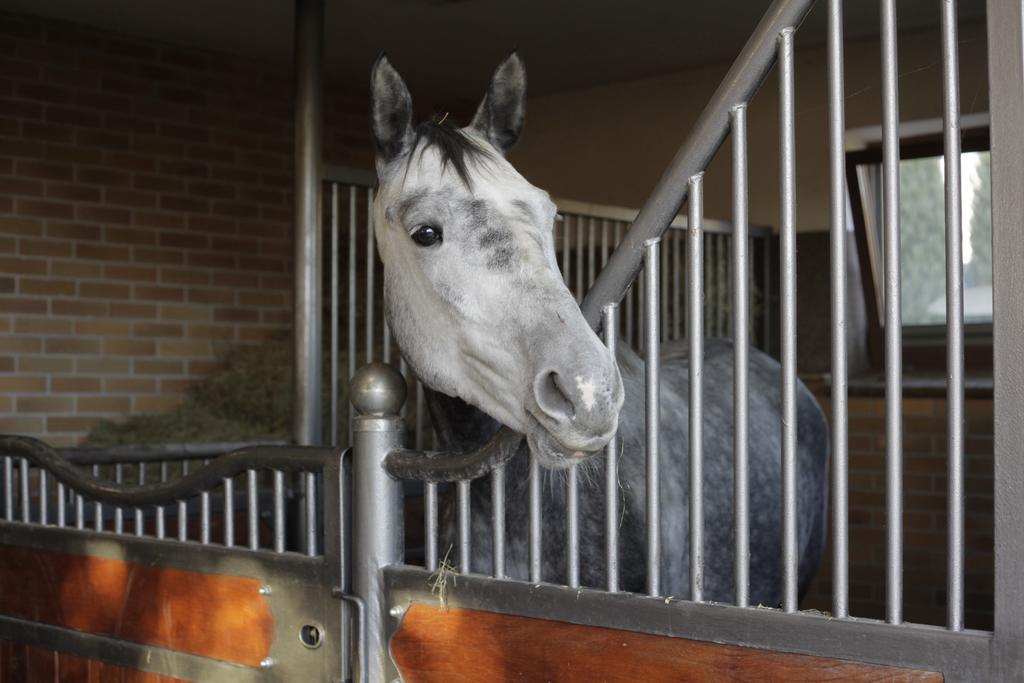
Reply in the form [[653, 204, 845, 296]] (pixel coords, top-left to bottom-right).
[[349, 363, 407, 416]]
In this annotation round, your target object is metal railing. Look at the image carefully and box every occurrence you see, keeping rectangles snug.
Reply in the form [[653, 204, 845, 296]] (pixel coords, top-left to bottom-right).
[[341, 0, 1024, 680]]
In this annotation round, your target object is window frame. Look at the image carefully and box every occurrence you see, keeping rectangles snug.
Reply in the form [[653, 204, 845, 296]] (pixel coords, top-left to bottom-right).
[[845, 126, 992, 373]]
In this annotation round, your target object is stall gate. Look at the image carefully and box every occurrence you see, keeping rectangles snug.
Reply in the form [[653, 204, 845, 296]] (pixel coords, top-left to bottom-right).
[[1, 0, 1023, 680]]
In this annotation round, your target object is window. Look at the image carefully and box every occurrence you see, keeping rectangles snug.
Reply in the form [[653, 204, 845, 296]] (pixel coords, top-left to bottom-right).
[[847, 124, 992, 371]]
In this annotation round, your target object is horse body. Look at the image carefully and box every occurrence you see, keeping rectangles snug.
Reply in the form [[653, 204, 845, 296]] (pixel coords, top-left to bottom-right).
[[436, 338, 828, 604], [368, 52, 828, 606]]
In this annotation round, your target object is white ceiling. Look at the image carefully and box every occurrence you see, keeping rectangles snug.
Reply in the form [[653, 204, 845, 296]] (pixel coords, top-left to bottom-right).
[[5, 0, 986, 101]]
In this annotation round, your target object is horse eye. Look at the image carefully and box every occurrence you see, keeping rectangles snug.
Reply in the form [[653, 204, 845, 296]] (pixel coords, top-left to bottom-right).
[[411, 225, 442, 247]]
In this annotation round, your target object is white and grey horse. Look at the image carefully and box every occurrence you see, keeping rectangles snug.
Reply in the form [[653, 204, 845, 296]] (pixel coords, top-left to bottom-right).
[[369, 52, 828, 604]]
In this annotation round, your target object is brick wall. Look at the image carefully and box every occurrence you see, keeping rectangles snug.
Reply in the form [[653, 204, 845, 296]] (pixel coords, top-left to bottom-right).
[[802, 389, 994, 630], [0, 12, 375, 446]]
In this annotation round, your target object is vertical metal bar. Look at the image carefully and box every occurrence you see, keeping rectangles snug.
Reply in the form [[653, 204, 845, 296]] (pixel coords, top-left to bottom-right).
[[305, 472, 317, 556], [491, 466, 506, 579], [661, 227, 670, 342], [348, 185, 358, 444], [601, 218, 610, 267], [457, 479, 471, 574], [603, 303, 620, 593], [588, 217, 597, 289], [881, 0, 903, 625], [156, 461, 167, 539], [705, 234, 713, 335], [114, 463, 124, 534], [39, 470, 48, 525], [224, 474, 235, 547], [731, 105, 750, 608], [20, 458, 30, 523], [779, 27, 799, 613], [247, 469, 259, 550], [200, 459, 211, 545], [92, 464, 103, 532], [331, 183, 339, 447], [292, 0, 324, 447], [687, 177, 705, 603], [988, 0, 1024, 670], [57, 481, 66, 527], [273, 470, 286, 553], [638, 265, 645, 354], [828, 0, 849, 620], [3, 456, 12, 521], [414, 381, 425, 451], [75, 492, 84, 530], [575, 216, 585, 302], [134, 463, 145, 536], [763, 233, 772, 352], [366, 187, 375, 364], [625, 280, 634, 350], [644, 237, 662, 597], [941, 0, 964, 633], [673, 230, 682, 340], [566, 464, 580, 588], [529, 452, 542, 583], [561, 214, 571, 284], [424, 482, 438, 571], [177, 460, 187, 542], [383, 318, 392, 364]]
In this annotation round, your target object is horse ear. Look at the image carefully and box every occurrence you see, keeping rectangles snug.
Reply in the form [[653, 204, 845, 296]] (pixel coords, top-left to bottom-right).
[[370, 54, 414, 164], [469, 51, 526, 155]]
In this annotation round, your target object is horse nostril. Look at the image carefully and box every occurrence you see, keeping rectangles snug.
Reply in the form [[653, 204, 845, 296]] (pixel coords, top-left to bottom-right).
[[534, 370, 575, 421]]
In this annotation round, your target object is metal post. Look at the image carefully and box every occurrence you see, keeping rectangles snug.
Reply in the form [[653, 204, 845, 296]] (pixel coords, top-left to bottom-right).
[[350, 363, 406, 682], [687, 177, 704, 603], [731, 105, 750, 608], [603, 303, 620, 593], [292, 0, 324, 446], [644, 238, 662, 598], [987, 0, 1024, 676]]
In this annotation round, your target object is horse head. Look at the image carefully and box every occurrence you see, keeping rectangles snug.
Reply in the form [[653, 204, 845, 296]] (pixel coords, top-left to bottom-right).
[[369, 52, 624, 469]]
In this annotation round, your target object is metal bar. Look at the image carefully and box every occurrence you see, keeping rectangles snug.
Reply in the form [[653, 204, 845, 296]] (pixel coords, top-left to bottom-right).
[[457, 479, 471, 574], [580, 0, 816, 327], [291, 0, 324, 447], [75, 492, 84, 530], [687, 177, 705, 603], [93, 464, 103, 533], [673, 230, 682, 340], [223, 474, 234, 547], [988, 0, 1024, 673], [881, 0, 903, 625], [176, 461, 187, 541], [273, 470, 285, 553], [603, 303, 620, 593], [588, 217, 597, 289], [424, 481, 438, 571], [57, 481, 65, 527], [383, 317, 391, 363], [113, 463, 124, 533], [625, 280, 634, 349], [491, 465, 506, 579], [415, 381, 425, 451], [529, 452, 542, 583], [763, 233, 772, 352], [156, 461, 167, 539], [601, 218, 610, 267], [731, 105, 749, 607], [39, 470, 47, 525], [20, 458, 29, 523], [331, 183, 339, 447], [135, 463, 145, 536], [305, 471, 317, 557], [941, 0, 964, 633], [247, 469, 258, 550], [3, 456, 11, 521], [661, 227, 670, 342], [576, 215, 584, 302], [366, 186, 375, 363], [561, 214, 571, 284], [200, 460, 210, 545], [828, 0, 849, 621], [644, 237, 661, 597], [779, 27, 798, 613], [348, 185, 358, 444], [567, 463, 580, 588]]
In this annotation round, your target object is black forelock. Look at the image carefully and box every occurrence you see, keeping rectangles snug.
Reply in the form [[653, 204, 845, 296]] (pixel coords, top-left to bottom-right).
[[406, 116, 492, 186]]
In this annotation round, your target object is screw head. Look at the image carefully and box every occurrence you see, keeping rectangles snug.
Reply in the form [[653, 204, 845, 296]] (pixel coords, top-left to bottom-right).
[[350, 363, 406, 416], [260, 657, 275, 669], [258, 584, 272, 595], [389, 605, 406, 618]]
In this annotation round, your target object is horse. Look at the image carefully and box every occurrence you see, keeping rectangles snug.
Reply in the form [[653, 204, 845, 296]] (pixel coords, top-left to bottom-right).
[[368, 51, 828, 604]]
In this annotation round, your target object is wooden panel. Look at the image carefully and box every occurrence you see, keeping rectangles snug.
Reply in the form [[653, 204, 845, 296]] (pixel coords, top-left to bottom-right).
[[391, 604, 945, 682], [0, 642, 187, 682], [0, 544, 272, 667]]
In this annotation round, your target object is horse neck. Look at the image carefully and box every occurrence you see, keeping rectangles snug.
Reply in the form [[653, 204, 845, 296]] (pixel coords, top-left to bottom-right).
[[423, 387, 502, 451]]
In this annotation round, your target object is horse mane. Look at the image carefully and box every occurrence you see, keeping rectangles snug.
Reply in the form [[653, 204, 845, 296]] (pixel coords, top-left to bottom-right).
[[407, 116, 493, 187]]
